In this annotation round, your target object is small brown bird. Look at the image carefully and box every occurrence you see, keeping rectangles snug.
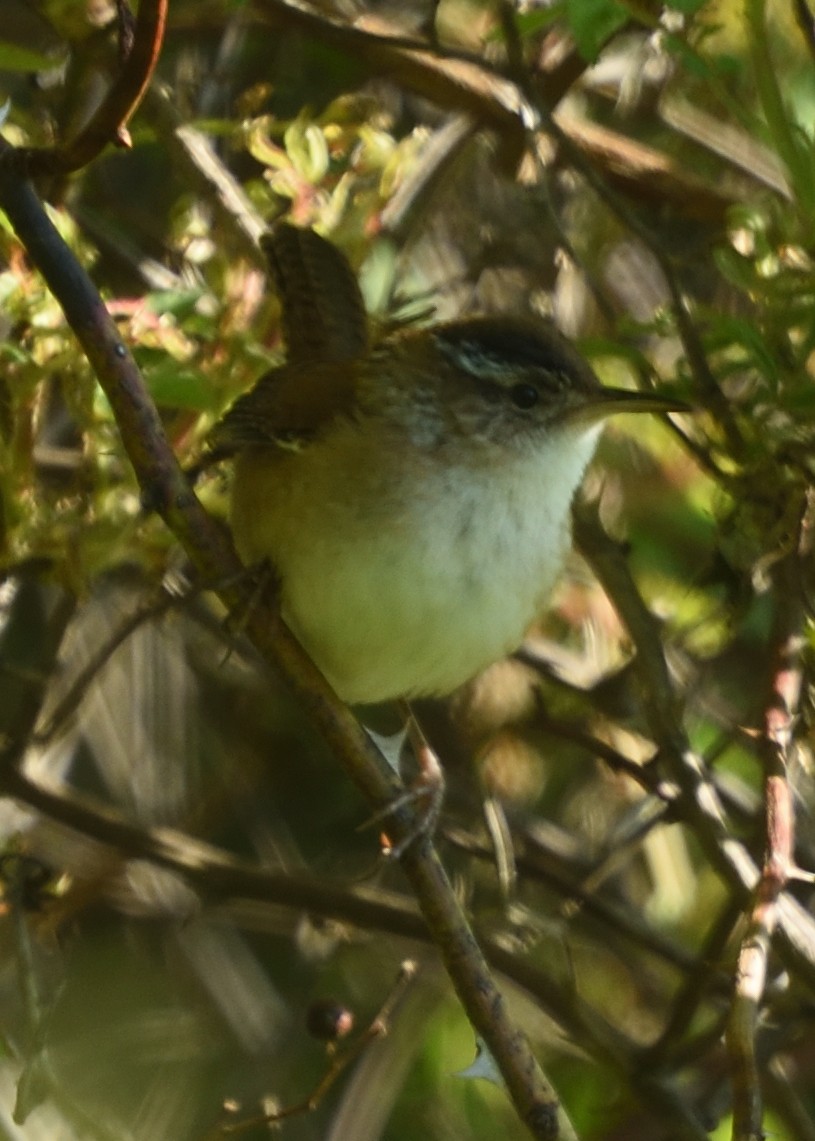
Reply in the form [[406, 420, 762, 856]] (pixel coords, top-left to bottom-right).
[[215, 226, 685, 705]]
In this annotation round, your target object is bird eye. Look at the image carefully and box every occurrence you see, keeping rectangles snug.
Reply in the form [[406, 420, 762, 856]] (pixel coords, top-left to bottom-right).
[[510, 383, 539, 410]]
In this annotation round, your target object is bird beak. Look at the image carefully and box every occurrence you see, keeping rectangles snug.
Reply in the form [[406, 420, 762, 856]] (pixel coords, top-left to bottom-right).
[[571, 388, 691, 424]]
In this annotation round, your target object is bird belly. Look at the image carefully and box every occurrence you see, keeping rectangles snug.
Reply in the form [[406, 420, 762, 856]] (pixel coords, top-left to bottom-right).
[[230, 426, 599, 704]]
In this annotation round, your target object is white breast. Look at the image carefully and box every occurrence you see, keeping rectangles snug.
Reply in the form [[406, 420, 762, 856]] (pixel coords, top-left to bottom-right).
[[232, 422, 602, 704]]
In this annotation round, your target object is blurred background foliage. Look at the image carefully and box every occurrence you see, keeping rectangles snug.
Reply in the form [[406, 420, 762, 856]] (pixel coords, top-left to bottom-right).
[[0, 0, 815, 1138]]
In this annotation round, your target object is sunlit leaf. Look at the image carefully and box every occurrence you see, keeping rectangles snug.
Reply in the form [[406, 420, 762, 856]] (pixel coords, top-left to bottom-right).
[[143, 362, 216, 412], [565, 0, 627, 60], [0, 42, 56, 72]]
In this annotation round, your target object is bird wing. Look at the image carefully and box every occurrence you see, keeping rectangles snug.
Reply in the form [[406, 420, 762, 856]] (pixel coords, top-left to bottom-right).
[[210, 225, 369, 457], [211, 359, 361, 452]]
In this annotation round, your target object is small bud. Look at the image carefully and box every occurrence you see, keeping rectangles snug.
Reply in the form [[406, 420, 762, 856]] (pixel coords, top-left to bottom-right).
[[306, 999, 354, 1043]]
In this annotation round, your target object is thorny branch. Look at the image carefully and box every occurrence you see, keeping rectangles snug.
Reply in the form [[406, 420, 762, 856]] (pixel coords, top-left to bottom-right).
[[728, 548, 808, 1141]]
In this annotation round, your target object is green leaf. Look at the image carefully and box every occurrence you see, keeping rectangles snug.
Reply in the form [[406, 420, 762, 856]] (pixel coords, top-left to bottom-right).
[[0, 343, 30, 365], [488, 2, 566, 40], [515, 4, 567, 36], [712, 246, 759, 292], [0, 42, 56, 72], [284, 118, 329, 184], [358, 238, 397, 317], [565, 0, 628, 61], [783, 385, 815, 414], [142, 361, 215, 412], [144, 289, 208, 321], [704, 315, 780, 384]]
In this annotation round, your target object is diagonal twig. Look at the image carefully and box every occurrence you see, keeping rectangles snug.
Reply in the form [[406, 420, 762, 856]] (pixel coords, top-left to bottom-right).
[[0, 149, 576, 1141]]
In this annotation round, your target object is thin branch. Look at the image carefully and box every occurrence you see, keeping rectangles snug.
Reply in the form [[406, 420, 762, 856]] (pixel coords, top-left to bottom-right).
[[646, 894, 743, 1065], [0, 758, 641, 1116], [447, 825, 700, 974], [574, 496, 815, 1131], [0, 154, 574, 1141], [572, 502, 815, 988], [489, 945, 711, 1141], [33, 585, 182, 744], [572, 503, 727, 828], [495, 0, 527, 83], [1, 0, 168, 177], [144, 83, 267, 263], [252, 0, 533, 170], [550, 119, 744, 450], [792, 0, 815, 63], [216, 962, 419, 1136], [727, 554, 806, 1141], [764, 1057, 815, 1141], [746, 0, 815, 219]]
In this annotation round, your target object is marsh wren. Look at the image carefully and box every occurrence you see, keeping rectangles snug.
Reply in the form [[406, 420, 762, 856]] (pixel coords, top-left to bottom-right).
[[215, 225, 685, 705]]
